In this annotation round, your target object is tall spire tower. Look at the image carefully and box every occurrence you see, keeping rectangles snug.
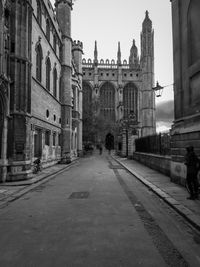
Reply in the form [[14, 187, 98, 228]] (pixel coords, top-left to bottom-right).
[[117, 42, 121, 65], [140, 10, 156, 136], [94, 40, 98, 65]]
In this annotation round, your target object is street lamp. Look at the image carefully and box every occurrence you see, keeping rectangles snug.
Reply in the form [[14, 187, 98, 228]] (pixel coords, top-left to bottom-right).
[[152, 81, 174, 97]]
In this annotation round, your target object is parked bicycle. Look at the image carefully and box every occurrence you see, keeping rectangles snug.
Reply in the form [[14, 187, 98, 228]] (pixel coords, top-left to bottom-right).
[[33, 158, 42, 174]]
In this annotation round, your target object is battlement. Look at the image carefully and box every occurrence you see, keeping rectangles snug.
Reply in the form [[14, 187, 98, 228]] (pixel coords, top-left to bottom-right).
[[72, 40, 83, 50], [82, 58, 132, 69]]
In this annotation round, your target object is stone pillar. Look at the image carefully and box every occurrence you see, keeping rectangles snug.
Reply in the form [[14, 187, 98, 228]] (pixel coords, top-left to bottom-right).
[[56, 0, 73, 163]]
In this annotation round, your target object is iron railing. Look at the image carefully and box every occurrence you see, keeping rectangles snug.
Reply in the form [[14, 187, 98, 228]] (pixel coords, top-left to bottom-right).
[[135, 132, 171, 155]]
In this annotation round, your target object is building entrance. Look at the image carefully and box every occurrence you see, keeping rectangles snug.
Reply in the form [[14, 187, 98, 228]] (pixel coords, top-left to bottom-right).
[[105, 133, 114, 152]]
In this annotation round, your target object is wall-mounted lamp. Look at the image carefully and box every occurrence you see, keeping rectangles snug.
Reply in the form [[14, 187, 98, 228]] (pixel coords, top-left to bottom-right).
[[152, 81, 174, 97]]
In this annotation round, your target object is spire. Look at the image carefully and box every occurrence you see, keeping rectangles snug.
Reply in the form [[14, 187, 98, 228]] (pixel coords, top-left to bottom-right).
[[129, 39, 139, 69], [117, 42, 121, 65], [94, 40, 98, 65], [142, 10, 152, 32]]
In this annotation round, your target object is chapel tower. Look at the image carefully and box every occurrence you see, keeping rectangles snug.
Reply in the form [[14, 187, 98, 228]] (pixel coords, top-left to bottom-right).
[[140, 11, 156, 136]]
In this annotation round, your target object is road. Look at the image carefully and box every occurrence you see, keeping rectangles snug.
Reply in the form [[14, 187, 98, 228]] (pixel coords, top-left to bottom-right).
[[0, 151, 200, 267]]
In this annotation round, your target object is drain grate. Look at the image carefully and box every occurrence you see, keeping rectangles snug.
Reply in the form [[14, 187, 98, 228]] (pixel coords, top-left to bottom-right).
[[69, 191, 90, 199]]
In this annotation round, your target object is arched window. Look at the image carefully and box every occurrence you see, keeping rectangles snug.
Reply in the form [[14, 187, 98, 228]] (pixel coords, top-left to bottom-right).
[[82, 82, 93, 142], [59, 77, 62, 101], [123, 83, 138, 119], [53, 34, 57, 53], [46, 19, 50, 41], [53, 68, 57, 98], [83, 82, 92, 113], [46, 57, 51, 91], [100, 82, 115, 121], [188, 0, 200, 65], [36, 44, 43, 82], [37, 0, 42, 25]]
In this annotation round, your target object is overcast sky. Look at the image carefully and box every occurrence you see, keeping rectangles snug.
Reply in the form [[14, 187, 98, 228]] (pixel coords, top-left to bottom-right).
[[51, 0, 174, 131]]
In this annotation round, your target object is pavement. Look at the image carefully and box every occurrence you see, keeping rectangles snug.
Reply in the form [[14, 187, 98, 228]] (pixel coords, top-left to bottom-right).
[[0, 161, 77, 209], [113, 155, 200, 232], [0, 154, 200, 232]]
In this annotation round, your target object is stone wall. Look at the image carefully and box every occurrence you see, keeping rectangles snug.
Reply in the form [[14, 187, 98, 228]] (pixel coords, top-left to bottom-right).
[[132, 152, 171, 177]]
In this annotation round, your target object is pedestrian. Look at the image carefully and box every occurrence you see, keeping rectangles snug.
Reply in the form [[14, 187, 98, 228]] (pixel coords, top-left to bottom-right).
[[99, 144, 103, 155], [185, 146, 199, 200]]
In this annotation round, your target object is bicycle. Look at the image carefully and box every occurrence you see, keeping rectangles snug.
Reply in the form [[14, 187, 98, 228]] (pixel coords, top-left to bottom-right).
[[32, 158, 42, 174]]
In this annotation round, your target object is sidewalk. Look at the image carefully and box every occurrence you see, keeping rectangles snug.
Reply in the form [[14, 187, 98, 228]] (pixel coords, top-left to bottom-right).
[[0, 161, 77, 209], [113, 155, 200, 231]]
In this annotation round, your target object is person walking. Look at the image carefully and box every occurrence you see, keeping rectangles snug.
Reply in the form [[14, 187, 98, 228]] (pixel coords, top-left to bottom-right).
[[99, 144, 103, 155], [185, 146, 199, 200]]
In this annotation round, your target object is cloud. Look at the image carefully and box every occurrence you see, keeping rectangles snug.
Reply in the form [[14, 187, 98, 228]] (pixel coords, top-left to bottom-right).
[[156, 100, 174, 132]]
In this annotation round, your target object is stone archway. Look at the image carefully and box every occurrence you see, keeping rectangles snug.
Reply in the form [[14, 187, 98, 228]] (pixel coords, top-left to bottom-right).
[[105, 133, 114, 151]]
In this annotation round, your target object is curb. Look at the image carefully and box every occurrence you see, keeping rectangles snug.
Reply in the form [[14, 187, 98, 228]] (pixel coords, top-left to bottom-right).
[[113, 157, 200, 232], [0, 161, 78, 210]]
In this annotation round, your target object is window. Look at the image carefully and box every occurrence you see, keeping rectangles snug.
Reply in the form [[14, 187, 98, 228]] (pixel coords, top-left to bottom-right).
[[45, 131, 50, 146], [59, 77, 62, 101], [46, 109, 49, 118], [123, 83, 138, 119], [36, 44, 43, 82], [34, 129, 42, 157], [53, 34, 57, 53], [37, 0, 42, 25], [46, 57, 51, 91], [58, 133, 61, 146], [59, 45, 62, 60], [53, 68, 57, 98], [46, 19, 50, 41], [53, 132, 56, 146]]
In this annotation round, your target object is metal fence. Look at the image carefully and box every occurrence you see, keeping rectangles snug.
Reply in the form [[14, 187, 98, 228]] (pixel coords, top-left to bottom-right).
[[135, 132, 171, 155]]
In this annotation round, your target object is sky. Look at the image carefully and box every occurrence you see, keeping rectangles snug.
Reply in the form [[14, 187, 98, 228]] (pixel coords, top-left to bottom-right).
[[51, 0, 174, 131]]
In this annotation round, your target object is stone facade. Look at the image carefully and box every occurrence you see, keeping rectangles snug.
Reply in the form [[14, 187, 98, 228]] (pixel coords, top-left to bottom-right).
[[82, 11, 156, 155], [170, 0, 200, 184], [0, 0, 82, 182]]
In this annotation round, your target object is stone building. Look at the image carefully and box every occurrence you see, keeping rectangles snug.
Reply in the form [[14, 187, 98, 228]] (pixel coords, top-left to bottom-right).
[[170, 0, 200, 183], [0, 0, 83, 182], [82, 11, 156, 156]]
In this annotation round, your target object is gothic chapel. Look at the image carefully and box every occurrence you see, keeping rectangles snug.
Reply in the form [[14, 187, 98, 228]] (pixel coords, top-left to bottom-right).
[[82, 11, 156, 155]]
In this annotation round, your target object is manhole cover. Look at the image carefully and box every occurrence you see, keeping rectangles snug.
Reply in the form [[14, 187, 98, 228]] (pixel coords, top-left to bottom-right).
[[69, 191, 90, 199]]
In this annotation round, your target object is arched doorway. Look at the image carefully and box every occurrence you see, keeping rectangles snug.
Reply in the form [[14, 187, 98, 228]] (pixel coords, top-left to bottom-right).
[[105, 133, 114, 151]]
